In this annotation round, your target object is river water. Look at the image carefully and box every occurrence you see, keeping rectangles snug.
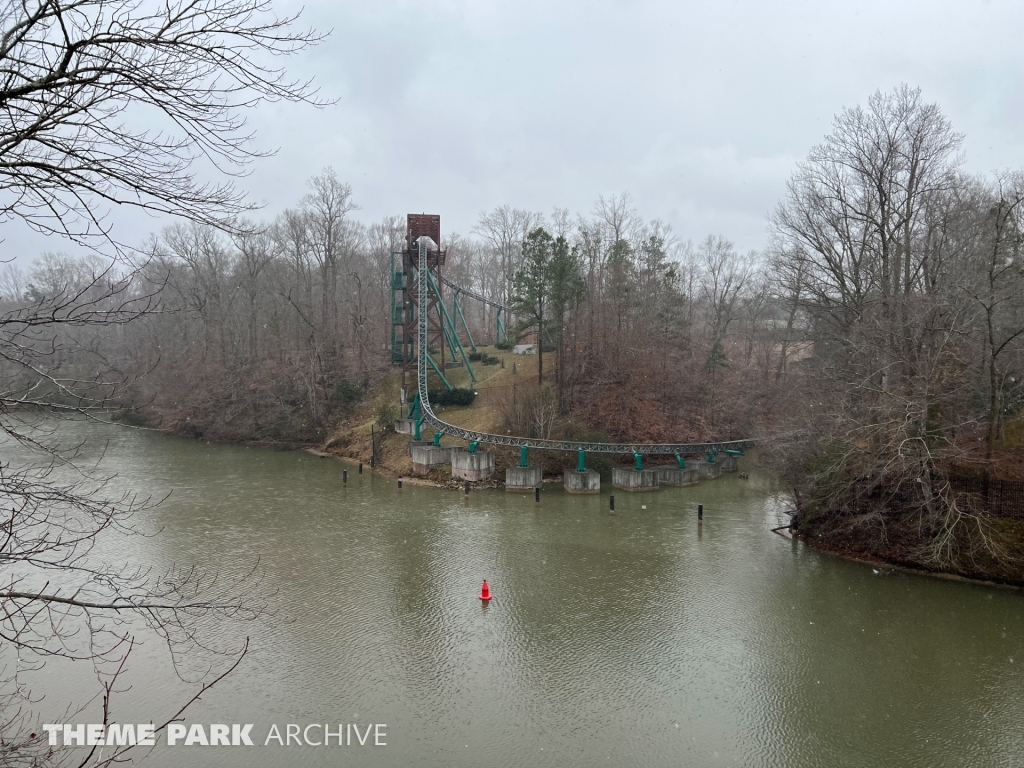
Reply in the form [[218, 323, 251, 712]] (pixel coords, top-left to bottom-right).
[[6, 419, 1024, 767]]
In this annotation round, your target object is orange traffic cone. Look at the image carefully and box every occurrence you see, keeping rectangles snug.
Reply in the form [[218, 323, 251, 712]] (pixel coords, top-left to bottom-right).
[[479, 580, 492, 601]]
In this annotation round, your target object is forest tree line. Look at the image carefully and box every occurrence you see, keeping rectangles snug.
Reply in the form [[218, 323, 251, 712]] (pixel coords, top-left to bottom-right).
[[1, 172, 776, 444], [2, 85, 1023, 567]]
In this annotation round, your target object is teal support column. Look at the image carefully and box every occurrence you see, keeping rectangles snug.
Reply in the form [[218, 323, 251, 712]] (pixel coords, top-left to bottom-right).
[[453, 294, 477, 352], [520, 446, 529, 467], [409, 393, 421, 420], [707, 451, 717, 464], [468, 441, 479, 454], [496, 311, 508, 345], [675, 453, 686, 469], [414, 417, 425, 441], [634, 452, 643, 471], [438, 304, 461, 359], [577, 450, 586, 472], [724, 449, 744, 457], [425, 268, 475, 382], [424, 351, 453, 390], [433, 432, 443, 447]]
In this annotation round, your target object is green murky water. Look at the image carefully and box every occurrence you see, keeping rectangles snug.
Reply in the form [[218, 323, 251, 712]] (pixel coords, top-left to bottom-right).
[[5, 419, 1024, 767]]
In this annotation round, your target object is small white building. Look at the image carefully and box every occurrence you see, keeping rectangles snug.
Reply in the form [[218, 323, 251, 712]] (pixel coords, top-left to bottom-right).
[[513, 344, 536, 355]]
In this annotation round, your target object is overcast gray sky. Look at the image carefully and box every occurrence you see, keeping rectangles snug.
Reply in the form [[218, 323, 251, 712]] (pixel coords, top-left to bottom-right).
[[8, 0, 1024, 261]]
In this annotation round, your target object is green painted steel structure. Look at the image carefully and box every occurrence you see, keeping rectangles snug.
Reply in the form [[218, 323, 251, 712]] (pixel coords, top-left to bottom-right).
[[391, 250, 477, 389], [411, 234, 756, 456]]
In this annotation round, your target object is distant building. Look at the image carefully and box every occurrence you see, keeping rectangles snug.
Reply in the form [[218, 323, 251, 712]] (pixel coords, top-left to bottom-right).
[[770, 340, 815, 370], [513, 344, 536, 355]]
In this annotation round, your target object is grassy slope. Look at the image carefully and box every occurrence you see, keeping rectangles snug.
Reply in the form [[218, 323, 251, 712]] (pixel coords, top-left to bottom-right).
[[324, 345, 552, 486]]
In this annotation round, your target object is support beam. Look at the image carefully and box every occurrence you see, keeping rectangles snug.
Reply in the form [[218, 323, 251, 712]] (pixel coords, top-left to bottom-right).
[[425, 351, 452, 390], [496, 310, 508, 345], [453, 292, 477, 352], [425, 268, 476, 382]]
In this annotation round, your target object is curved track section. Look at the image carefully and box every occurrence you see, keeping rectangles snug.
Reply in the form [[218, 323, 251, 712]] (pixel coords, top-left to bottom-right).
[[418, 238, 754, 455]]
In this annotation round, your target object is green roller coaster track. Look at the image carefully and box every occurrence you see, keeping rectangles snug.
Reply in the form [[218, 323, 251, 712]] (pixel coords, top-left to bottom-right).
[[409, 236, 755, 456]]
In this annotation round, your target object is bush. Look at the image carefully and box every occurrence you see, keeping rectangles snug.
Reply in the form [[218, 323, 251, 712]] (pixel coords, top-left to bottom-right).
[[332, 380, 361, 408], [495, 340, 513, 351], [375, 396, 400, 432], [468, 351, 483, 362], [428, 387, 477, 406], [481, 355, 500, 366]]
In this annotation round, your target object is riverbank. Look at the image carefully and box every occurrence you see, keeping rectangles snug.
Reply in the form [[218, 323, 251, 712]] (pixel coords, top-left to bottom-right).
[[319, 347, 624, 488], [320, 423, 583, 491], [795, 531, 1024, 591], [794, 513, 1024, 589], [306, 445, 508, 490]]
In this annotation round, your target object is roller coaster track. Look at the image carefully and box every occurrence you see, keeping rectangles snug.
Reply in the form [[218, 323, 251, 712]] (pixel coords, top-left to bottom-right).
[[438, 274, 506, 310], [417, 238, 755, 455]]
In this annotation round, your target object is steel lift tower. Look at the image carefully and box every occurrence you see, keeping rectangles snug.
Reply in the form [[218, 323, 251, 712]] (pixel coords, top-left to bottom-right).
[[391, 214, 476, 401]]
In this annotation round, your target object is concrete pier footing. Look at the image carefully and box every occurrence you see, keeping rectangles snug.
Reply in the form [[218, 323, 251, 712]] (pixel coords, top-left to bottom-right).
[[564, 469, 601, 494], [612, 467, 660, 492], [452, 451, 495, 482], [655, 466, 699, 486], [505, 465, 542, 491], [697, 461, 722, 480], [411, 445, 462, 475], [719, 455, 739, 472], [394, 419, 414, 435], [406, 439, 433, 457]]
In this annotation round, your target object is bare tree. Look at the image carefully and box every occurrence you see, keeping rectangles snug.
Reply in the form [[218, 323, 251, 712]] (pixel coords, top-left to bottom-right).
[[301, 168, 358, 374], [473, 205, 542, 305], [966, 172, 1024, 472], [0, 0, 324, 761], [696, 236, 752, 352], [0, 266, 265, 765], [0, 262, 25, 303], [769, 85, 1016, 567], [233, 223, 278, 365], [0, 0, 324, 251], [593, 192, 640, 245], [767, 241, 807, 382]]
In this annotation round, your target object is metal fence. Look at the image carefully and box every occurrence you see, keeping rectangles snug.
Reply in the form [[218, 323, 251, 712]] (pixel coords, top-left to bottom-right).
[[846, 476, 1024, 521], [946, 476, 1024, 520]]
